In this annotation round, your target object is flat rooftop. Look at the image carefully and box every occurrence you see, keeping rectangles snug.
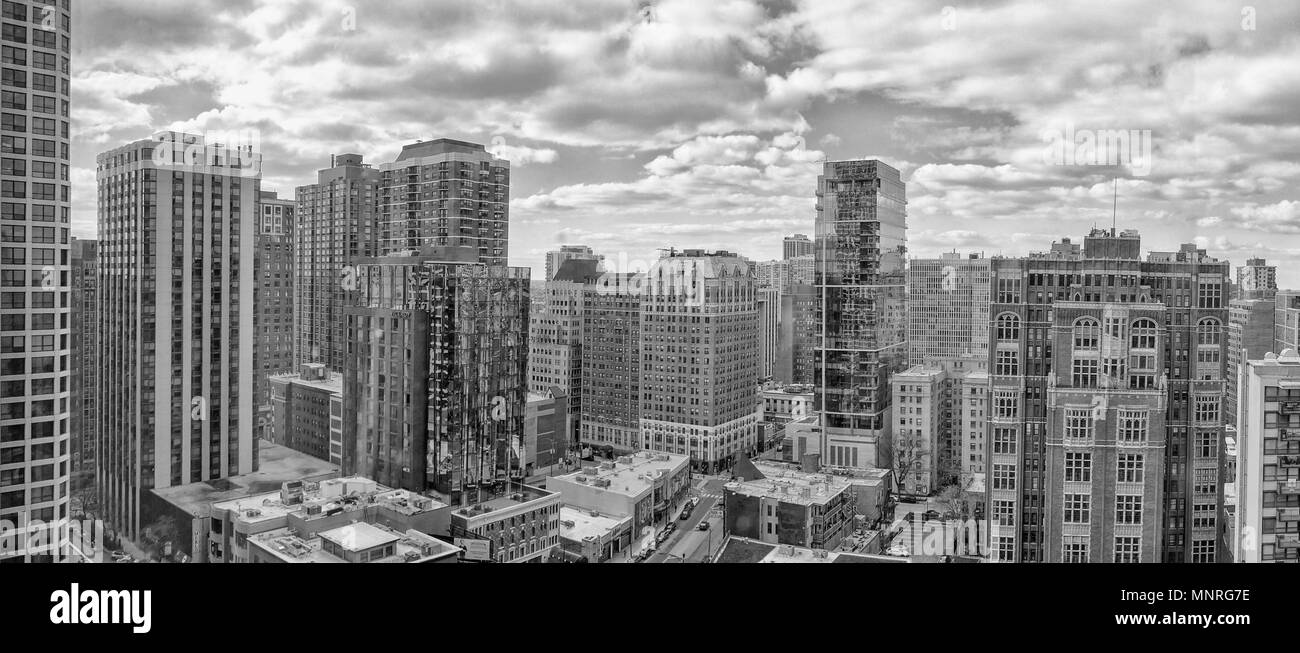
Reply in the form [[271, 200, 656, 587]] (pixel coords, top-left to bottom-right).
[[251, 524, 460, 564], [454, 483, 558, 520], [725, 462, 854, 506], [552, 451, 689, 498], [212, 477, 448, 526], [150, 440, 340, 516], [271, 371, 343, 394], [558, 507, 630, 543], [319, 522, 399, 552]]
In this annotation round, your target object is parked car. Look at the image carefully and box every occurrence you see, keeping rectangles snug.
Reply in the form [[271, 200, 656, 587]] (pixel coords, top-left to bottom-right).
[[922, 510, 942, 522], [680, 508, 692, 521]]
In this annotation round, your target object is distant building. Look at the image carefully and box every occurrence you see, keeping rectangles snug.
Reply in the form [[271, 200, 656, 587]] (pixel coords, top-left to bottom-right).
[[579, 273, 643, 454], [757, 287, 780, 379], [1236, 257, 1277, 300], [1227, 298, 1275, 430], [777, 284, 816, 385], [761, 386, 814, 425], [270, 364, 343, 467], [530, 259, 602, 443], [961, 372, 989, 477], [255, 191, 296, 440], [783, 234, 814, 260], [891, 366, 946, 495], [525, 388, 568, 473], [1276, 291, 1300, 353], [70, 239, 98, 492], [907, 253, 991, 371], [545, 245, 603, 282], [1233, 350, 1300, 563]]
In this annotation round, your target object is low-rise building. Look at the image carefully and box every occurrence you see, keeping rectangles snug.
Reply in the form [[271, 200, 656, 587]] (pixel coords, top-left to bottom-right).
[[546, 451, 691, 534], [761, 386, 814, 424], [448, 483, 562, 563], [249, 523, 460, 564], [557, 506, 634, 562], [716, 537, 908, 564], [723, 462, 856, 550]]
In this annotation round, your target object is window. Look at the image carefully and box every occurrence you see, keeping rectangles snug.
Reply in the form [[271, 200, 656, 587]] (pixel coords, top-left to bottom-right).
[[1064, 409, 1093, 444], [1190, 539, 1215, 564], [1071, 358, 1098, 387], [995, 313, 1020, 341], [1064, 452, 1092, 482], [1064, 493, 1090, 524], [1114, 537, 1141, 563], [1193, 395, 1219, 424], [1062, 535, 1089, 563], [993, 500, 1015, 527], [1116, 495, 1143, 524], [1193, 468, 1217, 496], [1073, 318, 1100, 350], [1195, 431, 1217, 459], [993, 391, 1018, 419], [992, 464, 1016, 490], [992, 428, 1016, 455], [1196, 318, 1221, 346], [1128, 318, 1159, 348], [995, 349, 1018, 375], [1118, 411, 1147, 443], [1117, 454, 1145, 483], [1197, 283, 1221, 309]]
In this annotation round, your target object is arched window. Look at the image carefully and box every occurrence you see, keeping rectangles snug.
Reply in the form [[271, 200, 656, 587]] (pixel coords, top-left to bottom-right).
[[1130, 319, 1158, 349], [1073, 318, 1100, 350], [1197, 318, 1221, 346], [996, 313, 1021, 342]]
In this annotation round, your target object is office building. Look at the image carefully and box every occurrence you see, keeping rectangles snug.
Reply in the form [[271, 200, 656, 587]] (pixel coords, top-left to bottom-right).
[[343, 247, 529, 504], [0, 0, 73, 562], [813, 160, 908, 470], [377, 139, 509, 263], [1227, 298, 1275, 431], [579, 272, 643, 454], [270, 363, 343, 467], [69, 238, 96, 494], [783, 234, 813, 260], [294, 154, 380, 372], [987, 230, 1227, 563], [1233, 351, 1300, 563], [545, 245, 602, 282], [528, 258, 600, 442], [640, 250, 760, 473], [907, 252, 991, 371], [776, 283, 815, 385], [757, 286, 779, 379], [255, 190, 294, 439], [95, 132, 260, 541], [1236, 257, 1277, 300]]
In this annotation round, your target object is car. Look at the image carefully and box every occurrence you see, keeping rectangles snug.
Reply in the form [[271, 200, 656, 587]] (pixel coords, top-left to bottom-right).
[[922, 510, 942, 521], [697, 521, 710, 531], [680, 509, 692, 521]]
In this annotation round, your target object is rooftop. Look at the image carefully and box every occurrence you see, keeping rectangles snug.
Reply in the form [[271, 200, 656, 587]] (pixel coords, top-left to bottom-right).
[[212, 476, 448, 526], [552, 451, 690, 498], [725, 462, 854, 506], [558, 507, 630, 543], [454, 482, 559, 520], [319, 522, 398, 553], [150, 440, 340, 516], [250, 524, 459, 564]]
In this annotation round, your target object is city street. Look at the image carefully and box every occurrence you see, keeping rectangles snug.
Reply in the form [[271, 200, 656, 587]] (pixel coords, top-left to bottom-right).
[[644, 476, 727, 563]]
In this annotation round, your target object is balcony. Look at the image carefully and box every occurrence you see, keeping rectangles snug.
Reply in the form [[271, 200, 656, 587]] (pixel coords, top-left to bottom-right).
[[1279, 455, 1300, 469], [1280, 483, 1300, 496], [1280, 401, 1300, 413], [1277, 507, 1300, 522], [1279, 428, 1300, 442], [1278, 534, 1300, 549]]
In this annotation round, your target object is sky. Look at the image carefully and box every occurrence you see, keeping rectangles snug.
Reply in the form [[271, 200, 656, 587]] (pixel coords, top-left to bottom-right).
[[70, 0, 1300, 285]]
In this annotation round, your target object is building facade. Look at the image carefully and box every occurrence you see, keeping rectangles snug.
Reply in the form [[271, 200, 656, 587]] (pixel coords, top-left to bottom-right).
[[814, 160, 908, 470], [1227, 298, 1275, 432], [579, 272, 643, 454], [0, 0, 73, 562], [777, 283, 815, 385], [640, 250, 760, 473], [270, 363, 343, 467], [1276, 291, 1300, 354], [757, 286, 779, 380], [95, 133, 259, 540], [784, 234, 813, 260], [1233, 351, 1300, 563], [1236, 257, 1276, 300], [723, 462, 855, 550], [528, 259, 600, 443], [344, 248, 529, 505], [294, 154, 380, 372], [69, 238, 96, 497], [545, 245, 602, 282], [255, 190, 294, 440], [547, 451, 691, 531]]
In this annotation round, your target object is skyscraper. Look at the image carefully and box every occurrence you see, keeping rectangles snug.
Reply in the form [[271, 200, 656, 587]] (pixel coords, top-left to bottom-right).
[[1236, 257, 1277, 300], [528, 258, 601, 444], [640, 250, 759, 473], [96, 132, 260, 540], [254, 190, 294, 440], [814, 160, 908, 470], [545, 245, 602, 282], [295, 154, 380, 372], [343, 247, 530, 505], [777, 283, 816, 385], [0, 0, 73, 562], [69, 238, 96, 498], [783, 234, 813, 260], [377, 139, 509, 263], [579, 272, 643, 455], [987, 230, 1227, 563]]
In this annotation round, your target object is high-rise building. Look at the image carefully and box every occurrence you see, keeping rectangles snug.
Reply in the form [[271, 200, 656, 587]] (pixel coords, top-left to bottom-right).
[[961, 371, 989, 477], [70, 238, 97, 496], [755, 259, 785, 291], [270, 363, 343, 467], [255, 190, 294, 440], [987, 230, 1227, 563], [579, 272, 643, 455], [757, 287, 779, 380], [640, 250, 759, 473], [907, 252, 991, 370], [787, 254, 814, 287], [295, 154, 380, 372], [813, 160, 908, 470], [0, 0, 73, 562], [891, 366, 946, 495], [95, 133, 260, 540], [1227, 298, 1275, 431], [528, 259, 601, 444], [377, 139, 509, 263], [777, 283, 815, 385], [1276, 291, 1300, 353], [343, 247, 529, 505], [1236, 257, 1277, 300], [783, 234, 814, 260], [545, 245, 602, 282], [1233, 350, 1300, 563]]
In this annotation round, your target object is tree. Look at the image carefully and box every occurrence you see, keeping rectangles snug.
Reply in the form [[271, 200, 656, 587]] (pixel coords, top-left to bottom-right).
[[892, 447, 929, 497], [141, 515, 180, 562], [69, 469, 98, 520], [936, 484, 975, 521]]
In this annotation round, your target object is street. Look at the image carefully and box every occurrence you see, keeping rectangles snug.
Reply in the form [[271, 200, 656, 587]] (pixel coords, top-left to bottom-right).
[[644, 476, 727, 563]]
